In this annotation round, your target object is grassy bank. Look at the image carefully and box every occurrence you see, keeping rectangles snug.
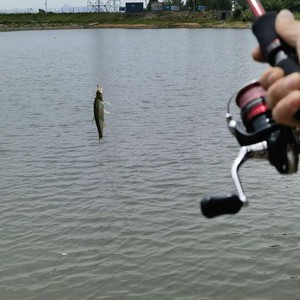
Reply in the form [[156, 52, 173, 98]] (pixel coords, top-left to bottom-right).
[[0, 11, 251, 31]]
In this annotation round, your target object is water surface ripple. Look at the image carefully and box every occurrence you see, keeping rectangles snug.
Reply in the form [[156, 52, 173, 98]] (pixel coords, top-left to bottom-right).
[[0, 28, 300, 299]]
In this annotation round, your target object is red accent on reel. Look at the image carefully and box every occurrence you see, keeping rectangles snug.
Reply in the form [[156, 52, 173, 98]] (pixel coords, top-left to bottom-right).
[[246, 104, 269, 121]]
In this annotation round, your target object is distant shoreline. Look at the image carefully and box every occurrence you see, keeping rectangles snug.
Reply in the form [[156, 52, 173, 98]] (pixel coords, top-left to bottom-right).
[[0, 12, 252, 32], [0, 21, 252, 32], [87, 21, 252, 29]]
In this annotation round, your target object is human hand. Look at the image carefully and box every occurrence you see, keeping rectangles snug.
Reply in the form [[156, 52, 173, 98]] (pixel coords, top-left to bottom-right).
[[252, 9, 300, 127]]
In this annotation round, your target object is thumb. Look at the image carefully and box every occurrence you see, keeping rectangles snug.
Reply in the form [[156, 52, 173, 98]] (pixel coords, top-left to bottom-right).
[[275, 9, 298, 48]]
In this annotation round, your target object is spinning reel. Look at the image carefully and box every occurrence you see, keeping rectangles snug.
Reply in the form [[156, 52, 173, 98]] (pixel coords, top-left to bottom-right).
[[200, 0, 300, 218], [201, 81, 300, 218]]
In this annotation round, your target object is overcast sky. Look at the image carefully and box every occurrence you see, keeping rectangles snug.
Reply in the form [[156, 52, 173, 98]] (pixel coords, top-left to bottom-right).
[[0, 1, 90, 9]]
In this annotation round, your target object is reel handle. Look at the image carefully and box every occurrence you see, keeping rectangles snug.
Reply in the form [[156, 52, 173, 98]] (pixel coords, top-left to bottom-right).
[[200, 194, 243, 218]]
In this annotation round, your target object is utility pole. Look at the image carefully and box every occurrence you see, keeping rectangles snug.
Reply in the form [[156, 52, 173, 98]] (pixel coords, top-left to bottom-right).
[[45, 0, 48, 13]]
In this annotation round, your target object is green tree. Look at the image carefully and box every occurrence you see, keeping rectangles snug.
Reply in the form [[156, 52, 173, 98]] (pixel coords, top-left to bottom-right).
[[162, 0, 184, 8], [185, 0, 232, 11], [283, 0, 300, 11], [260, 0, 300, 11], [185, 0, 200, 11], [185, 0, 300, 13]]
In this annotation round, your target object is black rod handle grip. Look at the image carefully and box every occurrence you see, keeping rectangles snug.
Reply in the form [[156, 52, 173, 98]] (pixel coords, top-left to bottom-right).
[[252, 13, 300, 121], [252, 13, 300, 75], [200, 194, 243, 218]]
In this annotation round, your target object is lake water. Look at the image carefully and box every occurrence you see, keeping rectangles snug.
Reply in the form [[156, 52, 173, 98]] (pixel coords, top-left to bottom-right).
[[0, 28, 300, 299]]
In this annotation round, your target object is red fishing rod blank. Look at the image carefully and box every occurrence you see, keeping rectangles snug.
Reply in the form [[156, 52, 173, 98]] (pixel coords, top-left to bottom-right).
[[246, 0, 265, 18]]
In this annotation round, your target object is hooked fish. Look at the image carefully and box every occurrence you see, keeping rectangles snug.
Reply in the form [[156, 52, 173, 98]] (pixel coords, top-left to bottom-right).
[[94, 86, 105, 139]]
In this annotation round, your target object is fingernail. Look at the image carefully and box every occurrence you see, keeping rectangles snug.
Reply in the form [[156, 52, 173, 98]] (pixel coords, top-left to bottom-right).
[[277, 9, 294, 22]]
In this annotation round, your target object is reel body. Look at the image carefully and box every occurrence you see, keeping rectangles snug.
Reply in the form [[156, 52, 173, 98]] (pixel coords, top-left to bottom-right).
[[230, 81, 299, 174]]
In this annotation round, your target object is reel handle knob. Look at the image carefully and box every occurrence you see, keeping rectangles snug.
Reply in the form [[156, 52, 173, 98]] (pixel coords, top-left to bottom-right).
[[200, 194, 243, 218]]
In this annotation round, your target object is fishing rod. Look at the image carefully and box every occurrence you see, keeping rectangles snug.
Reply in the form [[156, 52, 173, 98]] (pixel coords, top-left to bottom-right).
[[200, 0, 300, 218]]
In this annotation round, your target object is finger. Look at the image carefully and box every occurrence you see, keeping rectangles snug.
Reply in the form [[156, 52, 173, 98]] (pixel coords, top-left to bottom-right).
[[272, 90, 300, 126], [267, 72, 300, 109], [252, 46, 265, 62], [259, 67, 284, 90], [275, 10, 300, 60], [275, 10, 297, 47]]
